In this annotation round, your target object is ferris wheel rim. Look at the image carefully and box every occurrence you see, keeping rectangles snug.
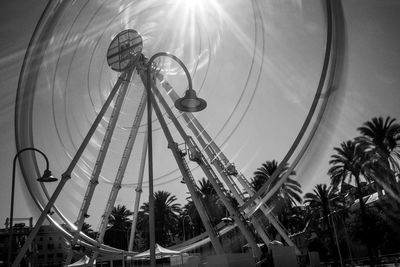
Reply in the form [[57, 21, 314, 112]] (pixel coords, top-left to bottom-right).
[[13, 0, 339, 257]]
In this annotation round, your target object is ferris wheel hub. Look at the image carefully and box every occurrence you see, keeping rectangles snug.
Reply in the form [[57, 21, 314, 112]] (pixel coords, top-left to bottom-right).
[[107, 29, 143, 72]]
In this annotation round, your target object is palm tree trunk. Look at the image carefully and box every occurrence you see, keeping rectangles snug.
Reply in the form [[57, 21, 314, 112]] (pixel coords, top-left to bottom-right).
[[354, 174, 375, 266]]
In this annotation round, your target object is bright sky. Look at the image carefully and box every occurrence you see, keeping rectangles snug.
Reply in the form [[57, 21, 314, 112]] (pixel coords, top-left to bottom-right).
[[1, 0, 400, 232]]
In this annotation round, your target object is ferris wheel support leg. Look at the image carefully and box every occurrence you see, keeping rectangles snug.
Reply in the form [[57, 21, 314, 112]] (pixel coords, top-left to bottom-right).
[[165, 82, 296, 252], [179, 112, 272, 245], [143, 81, 224, 255], [12, 68, 131, 267], [237, 175, 300, 254], [155, 75, 271, 245], [259, 204, 300, 254], [177, 111, 271, 245], [67, 66, 135, 265], [150, 84, 261, 259]]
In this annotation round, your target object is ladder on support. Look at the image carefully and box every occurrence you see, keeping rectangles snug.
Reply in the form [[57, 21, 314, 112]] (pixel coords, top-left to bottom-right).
[[180, 146, 200, 191], [177, 143, 223, 239], [195, 141, 271, 244], [128, 133, 148, 251], [208, 146, 248, 199], [209, 143, 299, 253], [185, 136, 262, 257]]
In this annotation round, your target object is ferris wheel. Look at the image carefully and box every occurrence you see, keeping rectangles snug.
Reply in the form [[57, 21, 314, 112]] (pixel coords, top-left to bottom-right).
[[12, 0, 340, 265]]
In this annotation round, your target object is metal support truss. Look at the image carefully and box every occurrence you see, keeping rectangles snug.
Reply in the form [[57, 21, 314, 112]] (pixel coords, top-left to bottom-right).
[[65, 65, 136, 265]]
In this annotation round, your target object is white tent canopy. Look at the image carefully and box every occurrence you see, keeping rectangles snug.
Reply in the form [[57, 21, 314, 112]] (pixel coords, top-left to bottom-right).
[[134, 244, 183, 259], [67, 255, 94, 267]]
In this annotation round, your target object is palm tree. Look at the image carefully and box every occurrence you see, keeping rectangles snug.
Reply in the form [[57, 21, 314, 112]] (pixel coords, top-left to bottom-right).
[[81, 222, 96, 239], [279, 205, 311, 235], [140, 190, 181, 246], [304, 184, 346, 262], [182, 198, 205, 236], [356, 116, 400, 203], [198, 177, 217, 196], [328, 140, 375, 264], [104, 205, 132, 250], [356, 116, 400, 245], [328, 140, 366, 206], [357, 116, 400, 172], [181, 177, 224, 238], [109, 205, 132, 229], [251, 160, 302, 243], [304, 185, 344, 248], [251, 160, 302, 210], [197, 177, 226, 224]]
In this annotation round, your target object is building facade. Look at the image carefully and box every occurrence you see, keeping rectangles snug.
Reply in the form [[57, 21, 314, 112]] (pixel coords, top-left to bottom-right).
[[0, 221, 68, 267]]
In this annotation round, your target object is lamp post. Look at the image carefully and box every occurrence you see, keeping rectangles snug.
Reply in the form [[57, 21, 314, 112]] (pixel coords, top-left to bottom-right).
[[145, 52, 206, 267], [182, 215, 192, 241], [328, 198, 343, 267], [7, 148, 57, 267], [329, 195, 354, 266]]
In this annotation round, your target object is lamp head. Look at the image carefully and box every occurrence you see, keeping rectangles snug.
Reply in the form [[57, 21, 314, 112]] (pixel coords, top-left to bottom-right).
[[174, 89, 207, 112], [37, 169, 58, 183]]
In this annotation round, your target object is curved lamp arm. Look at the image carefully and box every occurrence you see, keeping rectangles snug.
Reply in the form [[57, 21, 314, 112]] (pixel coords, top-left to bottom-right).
[[8, 147, 53, 267], [146, 52, 206, 113], [147, 52, 193, 91], [13, 147, 50, 172]]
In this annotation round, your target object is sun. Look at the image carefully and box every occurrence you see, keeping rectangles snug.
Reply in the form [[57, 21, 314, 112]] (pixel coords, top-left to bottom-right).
[[172, 0, 223, 28], [140, 0, 224, 75], [183, 0, 203, 9]]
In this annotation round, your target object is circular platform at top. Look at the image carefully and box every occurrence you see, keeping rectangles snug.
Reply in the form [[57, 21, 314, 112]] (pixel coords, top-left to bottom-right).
[[107, 29, 143, 72]]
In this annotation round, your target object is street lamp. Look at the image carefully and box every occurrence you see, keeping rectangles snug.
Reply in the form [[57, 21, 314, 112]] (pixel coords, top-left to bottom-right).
[[7, 147, 57, 267], [145, 52, 207, 267], [182, 215, 192, 241], [328, 198, 344, 267]]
